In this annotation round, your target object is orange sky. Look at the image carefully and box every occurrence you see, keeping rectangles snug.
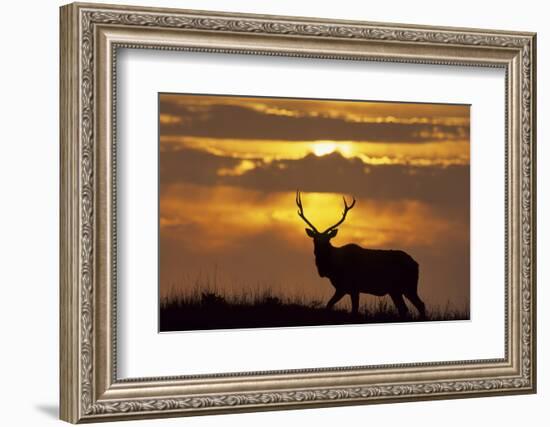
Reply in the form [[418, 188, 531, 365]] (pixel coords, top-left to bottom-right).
[[159, 94, 470, 311]]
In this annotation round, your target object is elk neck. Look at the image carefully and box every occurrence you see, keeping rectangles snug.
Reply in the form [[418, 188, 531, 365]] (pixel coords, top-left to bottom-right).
[[313, 239, 334, 278]]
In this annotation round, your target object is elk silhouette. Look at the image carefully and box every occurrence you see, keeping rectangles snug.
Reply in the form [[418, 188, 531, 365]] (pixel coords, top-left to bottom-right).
[[296, 191, 426, 319]]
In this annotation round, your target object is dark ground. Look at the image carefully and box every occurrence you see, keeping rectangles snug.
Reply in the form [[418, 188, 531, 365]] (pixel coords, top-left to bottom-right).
[[159, 292, 469, 332]]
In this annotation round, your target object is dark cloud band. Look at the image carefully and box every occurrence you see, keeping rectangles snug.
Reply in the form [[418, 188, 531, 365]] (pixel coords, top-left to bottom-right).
[[160, 102, 469, 143]]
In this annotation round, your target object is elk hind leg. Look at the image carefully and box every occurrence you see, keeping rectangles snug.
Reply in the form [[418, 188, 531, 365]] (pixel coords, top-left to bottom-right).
[[350, 292, 360, 316], [404, 291, 426, 319], [390, 293, 410, 319], [326, 289, 345, 310]]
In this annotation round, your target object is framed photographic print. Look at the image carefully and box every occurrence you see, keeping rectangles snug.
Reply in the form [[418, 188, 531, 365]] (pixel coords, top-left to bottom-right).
[[60, 2, 536, 423]]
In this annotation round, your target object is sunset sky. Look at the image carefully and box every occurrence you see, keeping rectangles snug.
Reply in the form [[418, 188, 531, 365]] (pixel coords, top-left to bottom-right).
[[159, 94, 470, 311]]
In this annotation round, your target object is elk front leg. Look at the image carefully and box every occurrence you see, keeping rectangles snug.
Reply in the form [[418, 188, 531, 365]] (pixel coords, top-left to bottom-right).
[[326, 289, 345, 310]]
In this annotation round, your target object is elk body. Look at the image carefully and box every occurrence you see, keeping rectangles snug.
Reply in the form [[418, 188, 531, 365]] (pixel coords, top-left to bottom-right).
[[296, 191, 426, 319]]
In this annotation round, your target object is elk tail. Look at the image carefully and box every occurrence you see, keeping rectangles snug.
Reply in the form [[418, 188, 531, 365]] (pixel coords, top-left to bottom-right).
[[411, 260, 420, 292]]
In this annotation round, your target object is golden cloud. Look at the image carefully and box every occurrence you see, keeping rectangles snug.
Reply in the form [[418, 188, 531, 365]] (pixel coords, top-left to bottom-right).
[[160, 184, 466, 253]]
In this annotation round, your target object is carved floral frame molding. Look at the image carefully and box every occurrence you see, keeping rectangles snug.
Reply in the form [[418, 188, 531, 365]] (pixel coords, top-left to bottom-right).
[[60, 2, 536, 423]]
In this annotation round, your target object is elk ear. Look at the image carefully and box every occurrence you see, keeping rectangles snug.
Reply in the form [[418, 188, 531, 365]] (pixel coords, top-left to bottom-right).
[[327, 229, 338, 239], [305, 228, 316, 237]]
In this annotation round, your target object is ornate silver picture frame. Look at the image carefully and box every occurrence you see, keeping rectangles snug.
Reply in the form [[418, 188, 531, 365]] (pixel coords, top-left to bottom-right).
[[60, 2, 536, 423]]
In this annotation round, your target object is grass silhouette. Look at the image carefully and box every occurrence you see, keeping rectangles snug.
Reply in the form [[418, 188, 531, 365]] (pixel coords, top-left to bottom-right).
[[159, 285, 469, 332]]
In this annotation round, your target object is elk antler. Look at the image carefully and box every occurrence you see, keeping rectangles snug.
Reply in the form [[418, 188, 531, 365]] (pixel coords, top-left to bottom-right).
[[323, 195, 356, 233], [296, 190, 319, 233]]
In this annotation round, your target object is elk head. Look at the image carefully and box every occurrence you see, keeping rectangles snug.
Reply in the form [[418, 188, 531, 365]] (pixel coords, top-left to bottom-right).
[[296, 190, 356, 276]]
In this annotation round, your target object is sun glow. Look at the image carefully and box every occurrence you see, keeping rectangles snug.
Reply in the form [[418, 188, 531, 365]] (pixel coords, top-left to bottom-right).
[[311, 141, 353, 157], [312, 142, 337, 156], [161, 136, 469, 166]]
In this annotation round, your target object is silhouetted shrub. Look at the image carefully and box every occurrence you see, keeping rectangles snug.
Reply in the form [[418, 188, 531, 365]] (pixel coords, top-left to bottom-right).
[[200, 292, 226, 306]]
